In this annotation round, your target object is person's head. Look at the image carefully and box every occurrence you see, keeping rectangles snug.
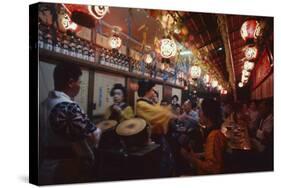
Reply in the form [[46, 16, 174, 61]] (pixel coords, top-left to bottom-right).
[[258, 98, 273, 118], [110, 83, 126, 103], [53, 62, 82, 98], [199, 98, 222, 130], [182, 100, 192, 113], [138, 79, 156, 99], [171, 95, 179, 105]]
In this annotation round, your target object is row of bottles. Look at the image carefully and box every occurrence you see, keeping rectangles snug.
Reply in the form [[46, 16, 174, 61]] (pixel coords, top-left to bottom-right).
[[99, 48, 130, 71], [38, 23, 96, 62]]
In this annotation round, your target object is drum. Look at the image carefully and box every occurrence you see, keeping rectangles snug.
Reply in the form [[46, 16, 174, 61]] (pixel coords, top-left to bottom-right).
[[96, 120, 120, 149], [116, 118, 150, 149]]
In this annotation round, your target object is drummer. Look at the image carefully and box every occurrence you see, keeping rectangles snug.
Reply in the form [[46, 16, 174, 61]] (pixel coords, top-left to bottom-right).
[[136, 79, 176, 177], [104, 83, 134, 123]]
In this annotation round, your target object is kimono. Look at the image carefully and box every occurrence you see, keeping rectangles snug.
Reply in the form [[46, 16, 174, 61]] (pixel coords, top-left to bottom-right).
[[104, 102, 134, 123]]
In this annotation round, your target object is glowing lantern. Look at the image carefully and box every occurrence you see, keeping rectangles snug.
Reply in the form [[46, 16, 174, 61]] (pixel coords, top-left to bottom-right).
[[243, 61, 255, 71], [203, 74, 210, 83], [109, 26, 122, 49], [88, 5, 109, 20], [242, 74, 248, 83], [240, 19, 261, 42], [238, 82, 243, 87], [211, 80, 218, 88], [221, 90, 228, 95], [60, 14, 78, 31], [160, 38, 177, 58], [217, 85, 222, 91], [244, 46, 258, 60], [190, 66, 201, 79], [144, 53, 153, 64], [109, 35, 122, 49]]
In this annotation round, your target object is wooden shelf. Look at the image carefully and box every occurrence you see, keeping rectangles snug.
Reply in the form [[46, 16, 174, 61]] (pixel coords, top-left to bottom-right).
[[39, 49, 183, 89]]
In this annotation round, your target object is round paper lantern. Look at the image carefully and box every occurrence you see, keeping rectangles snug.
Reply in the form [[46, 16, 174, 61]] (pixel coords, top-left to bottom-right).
[[203, 74, 210, 83], [243, 61, 255, 71], [60, 13, 78, 31], [109, 32, 122, 49], [160, 38, 177, 58], [238, 82, 243, 88], [244, 46, 258, 60], [190, 66, 201, 79], [211, 80, 218, 88], [240, 19, 261, 42], [88, 5, 109, 20], [143, 53, 153, 64]]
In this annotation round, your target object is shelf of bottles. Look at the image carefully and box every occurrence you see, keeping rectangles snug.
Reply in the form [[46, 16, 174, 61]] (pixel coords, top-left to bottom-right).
[[38, 23, 96, 62], [99, 48, 130, 71], [38, 22, 183, 88]]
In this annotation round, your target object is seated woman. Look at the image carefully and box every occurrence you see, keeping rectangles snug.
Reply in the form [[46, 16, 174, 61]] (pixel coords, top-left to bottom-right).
[[104, 83, 134, 123], [181, 98, 227, 175]]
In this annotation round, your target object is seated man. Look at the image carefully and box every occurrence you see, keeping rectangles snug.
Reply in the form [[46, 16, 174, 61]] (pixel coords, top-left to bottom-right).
[[104, 83, 134, 123], [178, 99, 199, 122], [39, 62, 102, 184]]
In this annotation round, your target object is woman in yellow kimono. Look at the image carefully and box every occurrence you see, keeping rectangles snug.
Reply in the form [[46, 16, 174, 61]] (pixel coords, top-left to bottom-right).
[[104, 83, 134, 123], [136, 79, 176, 177]]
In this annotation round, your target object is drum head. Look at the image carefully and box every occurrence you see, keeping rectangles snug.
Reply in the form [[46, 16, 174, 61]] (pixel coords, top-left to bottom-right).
[[96, 120, 118, 132], [116, 118, 146, 136]]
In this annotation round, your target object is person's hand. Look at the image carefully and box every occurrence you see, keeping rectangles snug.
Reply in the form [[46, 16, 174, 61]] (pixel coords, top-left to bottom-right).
[[112, 104, 122, 113], [180, 145, 196, 161]]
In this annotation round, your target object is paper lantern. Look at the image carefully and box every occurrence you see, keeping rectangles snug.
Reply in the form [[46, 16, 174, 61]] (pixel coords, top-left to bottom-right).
[[160, 38, 177, 58], [190, 66, 201, 79], [244, 45, 258, 60], [211, 80, 218, 88], [109, 35, 122, 49], [144, 53, 153, 64], [238, 82, 243, 88], [203, 74, 210, 83], [60, 14, 78, 31], [240, 19, 261, 42], [243, 61, 255, 71], [88, 5, 109, 20]]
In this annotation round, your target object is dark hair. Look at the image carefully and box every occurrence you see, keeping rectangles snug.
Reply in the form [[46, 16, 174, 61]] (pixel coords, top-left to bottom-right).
[[110, 83, 127, 100], [172, 95, 179, 101], [138, 79, 155, 97], [53, 62, 82, 90], [201, 98, 223, 130]]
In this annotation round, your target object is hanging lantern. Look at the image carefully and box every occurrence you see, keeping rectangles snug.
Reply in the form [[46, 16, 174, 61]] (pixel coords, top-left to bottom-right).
[[240, 19, 261, 43], [211, 80, 218, 88], [88, 5, 109, 20], [238, 82, 243, 88], [160, 38, 177, 58], [190, 66, 201, 79], [243, 61, 255, 71], [60, 13, 78, 31], [62, 4, 107, 28], [242, 69, 251, 77], [143, 53, 153, 64], [244, 45, 258, 60], [109, 26, 122, 49], [203, 74, 210, 83], [221, 89, 228, 95], [217, 85, 222, 91]]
